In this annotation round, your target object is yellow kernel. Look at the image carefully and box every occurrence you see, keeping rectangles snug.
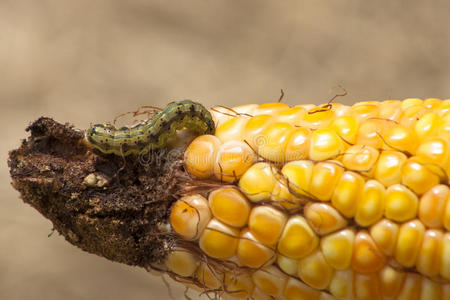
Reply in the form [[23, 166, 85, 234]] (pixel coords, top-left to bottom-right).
[[330, 115, 358, 144], [309, 161, 344, 201], [423, 98, 442, 109], [281, 160, 314, 197], [258, 122, 294, 163], [239, 162, 276, 202], [374, 150, 407, 187], [416, 137, 450, 175], [444, 192, 450, 231], [370, 219, 399, 256], [214, 115, 248, 143], [301, 107, 335, 129], [354, 273, 382, 300], [248, 205, 287, 246], [331, 170, 365, 218], [284, 127, 311, 161], [329, 269, 354, 300], [341, 144, 379, 173], [395, 219, 425, 268], [352, 102, 379, 122], [379, 100, 402, 121], [355, 180, 386, 226], [356, 119, 387, 149], [384, 184, 418, 222], [283, 277, 320, 300], [165, 249, 198, 277], [276, 254, 298, 276], [400, 104, 430, 128], [396, 273, 421, 300], [277, 215, 319, 259], [242, 114, 273, 150], [252, 265, 288, 297], [415, 112, 441, 140], [321, 228, 355, 270], [170, 194, 211, 240], [214, 140, 257, 183], [223, 273, 254, 299], [382, 124, 417, 154], [271, 176, 302, 210], [199, 219, 239, 259], [418, 184, 449, 228], [277, 106, 307, 125], [196, 262, 222, 289], [378, 266, 405, 300], [309, 128, 344, 161], [304, 202, 348, 235], [254, 102, 290, 115], [402, 98, 423, 109], [297, 248, 334, 290], [440, 233, 450, 280], [208, 187, 251, 227], [352, 231, 385, 273], [184, 135, 221, 179], [420, 278, 441, 300], [251, 287, 273, 300], [237, 228, 275, 268], [401, 157, 443, 195], [416, 229, 443, 277]]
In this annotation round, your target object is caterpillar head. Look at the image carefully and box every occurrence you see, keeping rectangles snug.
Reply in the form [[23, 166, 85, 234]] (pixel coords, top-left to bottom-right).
[[85, 123, 116, 151]]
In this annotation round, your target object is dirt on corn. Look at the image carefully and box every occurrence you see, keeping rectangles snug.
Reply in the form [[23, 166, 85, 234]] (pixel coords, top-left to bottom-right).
[[7, 117, 183, 269]]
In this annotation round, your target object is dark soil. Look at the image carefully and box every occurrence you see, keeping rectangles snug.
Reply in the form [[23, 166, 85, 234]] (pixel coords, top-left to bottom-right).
[[8, 117, 183, 268]]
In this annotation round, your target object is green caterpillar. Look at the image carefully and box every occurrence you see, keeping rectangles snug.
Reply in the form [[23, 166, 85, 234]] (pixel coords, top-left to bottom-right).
[[85, 100, 215, 156]]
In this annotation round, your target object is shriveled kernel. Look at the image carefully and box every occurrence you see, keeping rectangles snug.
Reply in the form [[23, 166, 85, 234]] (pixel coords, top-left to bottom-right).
[[239, 162, 276, 202], [330, 115, 358, 144], [242, 114, 273, 150], [199, 219, 239, 259], [331, 170, 365, 218], [284, 277, 320, 300], [208, 187, 251, 227], [440, 233, 450, 280], [165, 250, 198, 277], [395, 219, 425, 268], [237, 229, 275, 268], [309, 161, 344, 201], [396, 273, 421, 300], [281, 160, 314, 197], [329, 269, 354, 300], [214, 140, 257, 183], [277, 215, 319, 259], [309, 128, 345, 161], [384, 184, 418, 222], [352, 231, 385, 273], [196, 262, 222, 289], [223, 273, 254, 299], [170, 194, 211, 240], [378, 266, 405, 300], [355, 180, 386, 226], [354, 273, 382, 300], [321, 228, 355, 270], [214, 115, 248, 143], [341, 144, 379, 173], [420, 278, 441, 300], [370, 219, 399, 256], [304, 202, 348, 235], [184, 135, 221, 179], [382, 124, 417, 154], [418, 184, 449, 228], [276, 255, 298, 276], [258, 122, 294, 163], [248, 206, 287, 246], [284, 127, 311, 161], [297, 249, 334, 290], [416, 229, 443, 277], [252, 265, 288, 297], [401, 157, 443, 195], [374, 150, 407, 187]]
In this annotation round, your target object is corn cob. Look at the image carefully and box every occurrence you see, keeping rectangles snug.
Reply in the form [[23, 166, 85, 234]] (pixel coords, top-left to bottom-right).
[[168, 98, 450, 300]]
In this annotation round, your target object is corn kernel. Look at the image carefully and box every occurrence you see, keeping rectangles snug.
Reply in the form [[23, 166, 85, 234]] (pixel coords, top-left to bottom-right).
[[214, 140, 257, 183], [281, 160, 314, 197], [284, 277, 320, 300], [321, 228, 355, 270], [352, 101, 379, 121], [440, 233, 450, 280], [165, 249, 198, 277], [384, 184, 418, 222], [196, 262, 222, 289], [310, 161, 344, 201], [355, 179, 386, 226], [416, 137, 449, 174], [354, 273, 382, 300], [285, 127, 311, 161], [248, 205, 287, 246], [199, 219, 239, 259], [297, 249, 334, 290], [416, 229, 443, 278], [258, 122, 294, 163], [252, 265, 288, 296], [356, 119, 387, 149], [330, 115, 358, 144], [208, 187, 251, 227], [304, 202, 348, 235], [329, 269, 354, 300], [342, 144, 379, 173], [237, 228, 275, 268], [379, 100, 402, 121], [370, 219, 399, 256], [239, 162, 276, 202], [395, 219, 425, 268], [383, 124, 417, 154], [420, 278, 441, 300], [184, 135, 221, 179], [379, 266, 405, 300], [374, 150, 407, 187], [401, 157, 442, 195], [254, 102, 290, 115], [223, 273, 254, 299], [277, 254, 298, 276], [277, 106, 307, 126], [415, 112, 441, 140], [214, 115, 248, 143], [396, 273, 421, 300], [170, 194, 211, 240], [309, 128, 345, 161], [277, 215, 319, 259], [418, 184, 449, 228], [242, 114, 273, 151], [352, 231, 385, 273], [331, 170, 365, 218]]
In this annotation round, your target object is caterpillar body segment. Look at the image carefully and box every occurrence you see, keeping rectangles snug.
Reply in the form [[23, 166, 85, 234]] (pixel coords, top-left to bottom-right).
[[85, 100, 215, 156]]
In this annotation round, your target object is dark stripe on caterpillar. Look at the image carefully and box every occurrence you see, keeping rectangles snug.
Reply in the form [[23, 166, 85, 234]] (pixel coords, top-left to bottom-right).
[[85, 100, 215, 156]]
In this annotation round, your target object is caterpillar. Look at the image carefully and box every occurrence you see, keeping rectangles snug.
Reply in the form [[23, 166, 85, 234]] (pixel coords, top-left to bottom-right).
[[85, 100, 215, 156]]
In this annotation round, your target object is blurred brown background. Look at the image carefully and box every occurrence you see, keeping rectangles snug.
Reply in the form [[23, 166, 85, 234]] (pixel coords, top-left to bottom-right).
[[2, 1, 450, 299]]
